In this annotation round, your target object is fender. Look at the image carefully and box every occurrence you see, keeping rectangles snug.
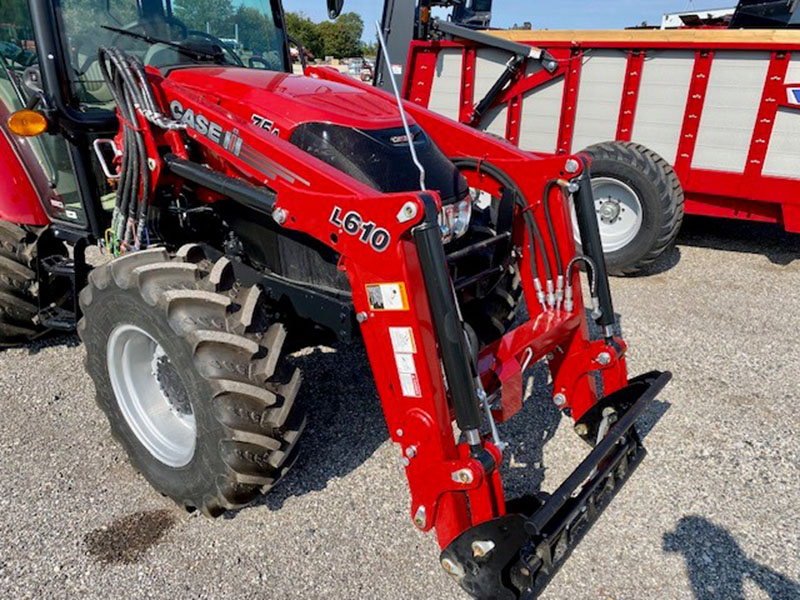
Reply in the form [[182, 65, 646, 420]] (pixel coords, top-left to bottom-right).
[[0, 129, 49, 226]]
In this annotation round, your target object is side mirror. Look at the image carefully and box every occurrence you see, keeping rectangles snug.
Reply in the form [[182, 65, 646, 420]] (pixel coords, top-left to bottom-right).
[[327, 0, 344, 19]]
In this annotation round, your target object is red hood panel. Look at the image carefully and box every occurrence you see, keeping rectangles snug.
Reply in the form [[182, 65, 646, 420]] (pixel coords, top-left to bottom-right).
[[164, 67, 407, 134]]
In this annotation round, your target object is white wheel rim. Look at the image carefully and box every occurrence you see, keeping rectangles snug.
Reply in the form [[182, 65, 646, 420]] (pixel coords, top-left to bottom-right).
[[107, 324, 196, 467], [571, 177, 644, 253]]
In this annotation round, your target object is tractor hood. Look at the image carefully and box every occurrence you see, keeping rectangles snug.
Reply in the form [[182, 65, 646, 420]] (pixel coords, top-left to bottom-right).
[[163, 67, 467, 202], [164, 67, 408, 132]]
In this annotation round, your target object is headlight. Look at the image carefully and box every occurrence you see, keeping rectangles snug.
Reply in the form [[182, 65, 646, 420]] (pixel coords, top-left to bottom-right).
[[439, 198, 472, 244]]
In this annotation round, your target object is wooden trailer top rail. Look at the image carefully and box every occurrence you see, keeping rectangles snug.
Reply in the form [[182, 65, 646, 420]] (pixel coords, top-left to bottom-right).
[[487, 28, 800, 47]]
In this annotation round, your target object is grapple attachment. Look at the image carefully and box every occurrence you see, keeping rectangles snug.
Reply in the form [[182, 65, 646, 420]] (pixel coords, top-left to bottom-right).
[[440, 371, 672, 599]]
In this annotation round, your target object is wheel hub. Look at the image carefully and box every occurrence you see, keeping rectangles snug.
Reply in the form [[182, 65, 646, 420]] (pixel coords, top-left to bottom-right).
[[107, 324, 196, 467], [571, 177, 644, 254], [598, 198, 621, 223]]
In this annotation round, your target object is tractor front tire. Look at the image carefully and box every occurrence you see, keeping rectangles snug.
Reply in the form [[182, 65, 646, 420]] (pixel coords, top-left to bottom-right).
[[580, 142, 684, 276], [461, 264, 522, 346], [78, 246, 305, 516], [0, 221, 62, 345]]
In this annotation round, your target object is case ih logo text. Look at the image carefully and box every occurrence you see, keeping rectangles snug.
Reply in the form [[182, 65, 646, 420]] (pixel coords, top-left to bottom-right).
[[170, 100, 243, 156], [329, 207, 391, 252]]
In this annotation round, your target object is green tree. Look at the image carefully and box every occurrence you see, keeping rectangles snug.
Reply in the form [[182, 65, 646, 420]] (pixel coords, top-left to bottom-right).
[[337, 12, 364, 44], [318, 12, 362, 59], [284, 11, 323, 58], [173, 0, 234, 37], [233, 5, 275, 53]]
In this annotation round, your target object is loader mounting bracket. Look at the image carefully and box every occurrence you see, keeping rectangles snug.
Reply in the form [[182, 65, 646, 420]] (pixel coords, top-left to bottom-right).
[[440, 371, 671, 600]]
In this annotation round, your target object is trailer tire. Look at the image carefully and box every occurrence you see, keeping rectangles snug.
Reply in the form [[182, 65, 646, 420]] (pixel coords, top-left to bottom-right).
[[0, 221, 64, 345], [580, 142, 684, 275], [78, 246, 305, 517]]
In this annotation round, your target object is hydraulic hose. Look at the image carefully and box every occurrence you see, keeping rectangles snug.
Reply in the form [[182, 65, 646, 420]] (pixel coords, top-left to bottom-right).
[[98, 47, 181, 251], [450, 157, 555, 311], [542, 180, 565, 306]]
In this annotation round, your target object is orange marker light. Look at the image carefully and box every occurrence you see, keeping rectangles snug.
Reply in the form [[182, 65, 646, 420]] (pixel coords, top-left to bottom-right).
[[7, 109, 48, 137]]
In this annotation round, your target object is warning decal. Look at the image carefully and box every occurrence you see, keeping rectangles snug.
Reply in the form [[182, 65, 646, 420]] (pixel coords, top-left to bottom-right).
[[389, 327, 417, 354], [388, 327, 421, 398], [399, 373, 422, 398], [366, 282, 409, 311]]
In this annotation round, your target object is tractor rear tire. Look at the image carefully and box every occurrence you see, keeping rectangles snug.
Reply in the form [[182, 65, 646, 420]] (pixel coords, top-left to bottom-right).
[[78, 246, 305, 517], [0, 221, 62, 345], [580, 142, 684, 276]]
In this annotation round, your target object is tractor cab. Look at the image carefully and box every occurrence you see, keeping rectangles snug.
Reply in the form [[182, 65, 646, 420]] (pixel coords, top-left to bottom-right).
[[0, 0, 301, 235]]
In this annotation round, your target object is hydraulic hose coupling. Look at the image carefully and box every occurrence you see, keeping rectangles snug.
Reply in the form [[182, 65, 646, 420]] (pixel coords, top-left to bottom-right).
[[591, 296, 603, 321], [564, 284, 574, 313], [546, 279, 556, 309], [533, 278, 547, 311], [555, 275, 565, 310]]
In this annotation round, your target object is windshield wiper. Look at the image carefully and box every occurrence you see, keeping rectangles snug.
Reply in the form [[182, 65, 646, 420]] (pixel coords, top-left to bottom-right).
[[100, 25, 225, 63]]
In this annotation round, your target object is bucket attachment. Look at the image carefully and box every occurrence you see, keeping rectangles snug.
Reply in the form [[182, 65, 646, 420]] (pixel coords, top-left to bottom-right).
[[440, 371, 671, 600]]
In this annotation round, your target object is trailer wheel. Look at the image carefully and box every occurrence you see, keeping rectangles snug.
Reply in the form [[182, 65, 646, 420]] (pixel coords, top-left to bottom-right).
[[0, 221, 65, 345], [579, 142, 684, 275], [78, 246, 305, 517]]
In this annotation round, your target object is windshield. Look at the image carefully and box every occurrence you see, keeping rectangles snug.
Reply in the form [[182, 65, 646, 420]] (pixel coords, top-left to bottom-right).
[[56, 0, 289, 107]]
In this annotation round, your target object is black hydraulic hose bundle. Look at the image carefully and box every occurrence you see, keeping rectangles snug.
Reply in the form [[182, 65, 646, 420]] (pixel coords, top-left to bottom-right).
[[450, 157, 605, 320], [98, 47, 182, 252], [542, 180, 565, 306], [450, 157, 560, 311]]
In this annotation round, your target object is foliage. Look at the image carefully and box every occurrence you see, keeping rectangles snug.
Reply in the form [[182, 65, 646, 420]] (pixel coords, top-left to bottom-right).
[[285, 11, 365, 59]]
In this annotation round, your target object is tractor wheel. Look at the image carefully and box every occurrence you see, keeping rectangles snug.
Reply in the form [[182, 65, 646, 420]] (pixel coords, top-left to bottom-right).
[[78, 245, 305, 516], [579, 142, 684, 275], [0, 221, 63, 345], [461, 264, 522, 346]]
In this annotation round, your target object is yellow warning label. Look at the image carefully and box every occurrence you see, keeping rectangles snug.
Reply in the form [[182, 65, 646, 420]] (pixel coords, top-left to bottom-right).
[[365, 282, 409, 311]]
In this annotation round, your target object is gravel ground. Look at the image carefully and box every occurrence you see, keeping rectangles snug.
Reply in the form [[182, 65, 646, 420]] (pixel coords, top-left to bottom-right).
[[1, 216, 799, 600]]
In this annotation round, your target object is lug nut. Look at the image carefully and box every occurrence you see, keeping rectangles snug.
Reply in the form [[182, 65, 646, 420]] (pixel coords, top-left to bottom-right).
[[596, 351, 612, 366]]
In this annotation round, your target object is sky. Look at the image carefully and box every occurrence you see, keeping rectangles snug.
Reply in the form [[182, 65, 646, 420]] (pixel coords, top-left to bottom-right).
[[281, 0, 738, 39]]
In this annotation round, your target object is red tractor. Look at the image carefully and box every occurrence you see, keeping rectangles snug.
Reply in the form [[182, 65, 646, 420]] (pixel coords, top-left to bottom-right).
[[0, 0, 669, 597]]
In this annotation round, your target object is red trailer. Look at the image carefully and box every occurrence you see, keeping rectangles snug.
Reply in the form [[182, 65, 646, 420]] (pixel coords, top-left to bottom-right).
[[402, 28, 800, 273]]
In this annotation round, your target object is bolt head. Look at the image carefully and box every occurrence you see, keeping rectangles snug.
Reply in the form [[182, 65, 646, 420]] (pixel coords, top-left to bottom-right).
[[471, 540, 496, 558], [575, 423, 589, 437], [396, 428, 404, 438], [272, 207, 288, 225], [441, 558, 465, 580], [564, 158, 580, 174], [356, 311, 368, 323], [553, 393, 567, 407], [596, 351, 612, 366], [452, 469, 474, 485], [397, 201, 418, 223], [413, 506, 427, 529], [405, 445, 417, 459]]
